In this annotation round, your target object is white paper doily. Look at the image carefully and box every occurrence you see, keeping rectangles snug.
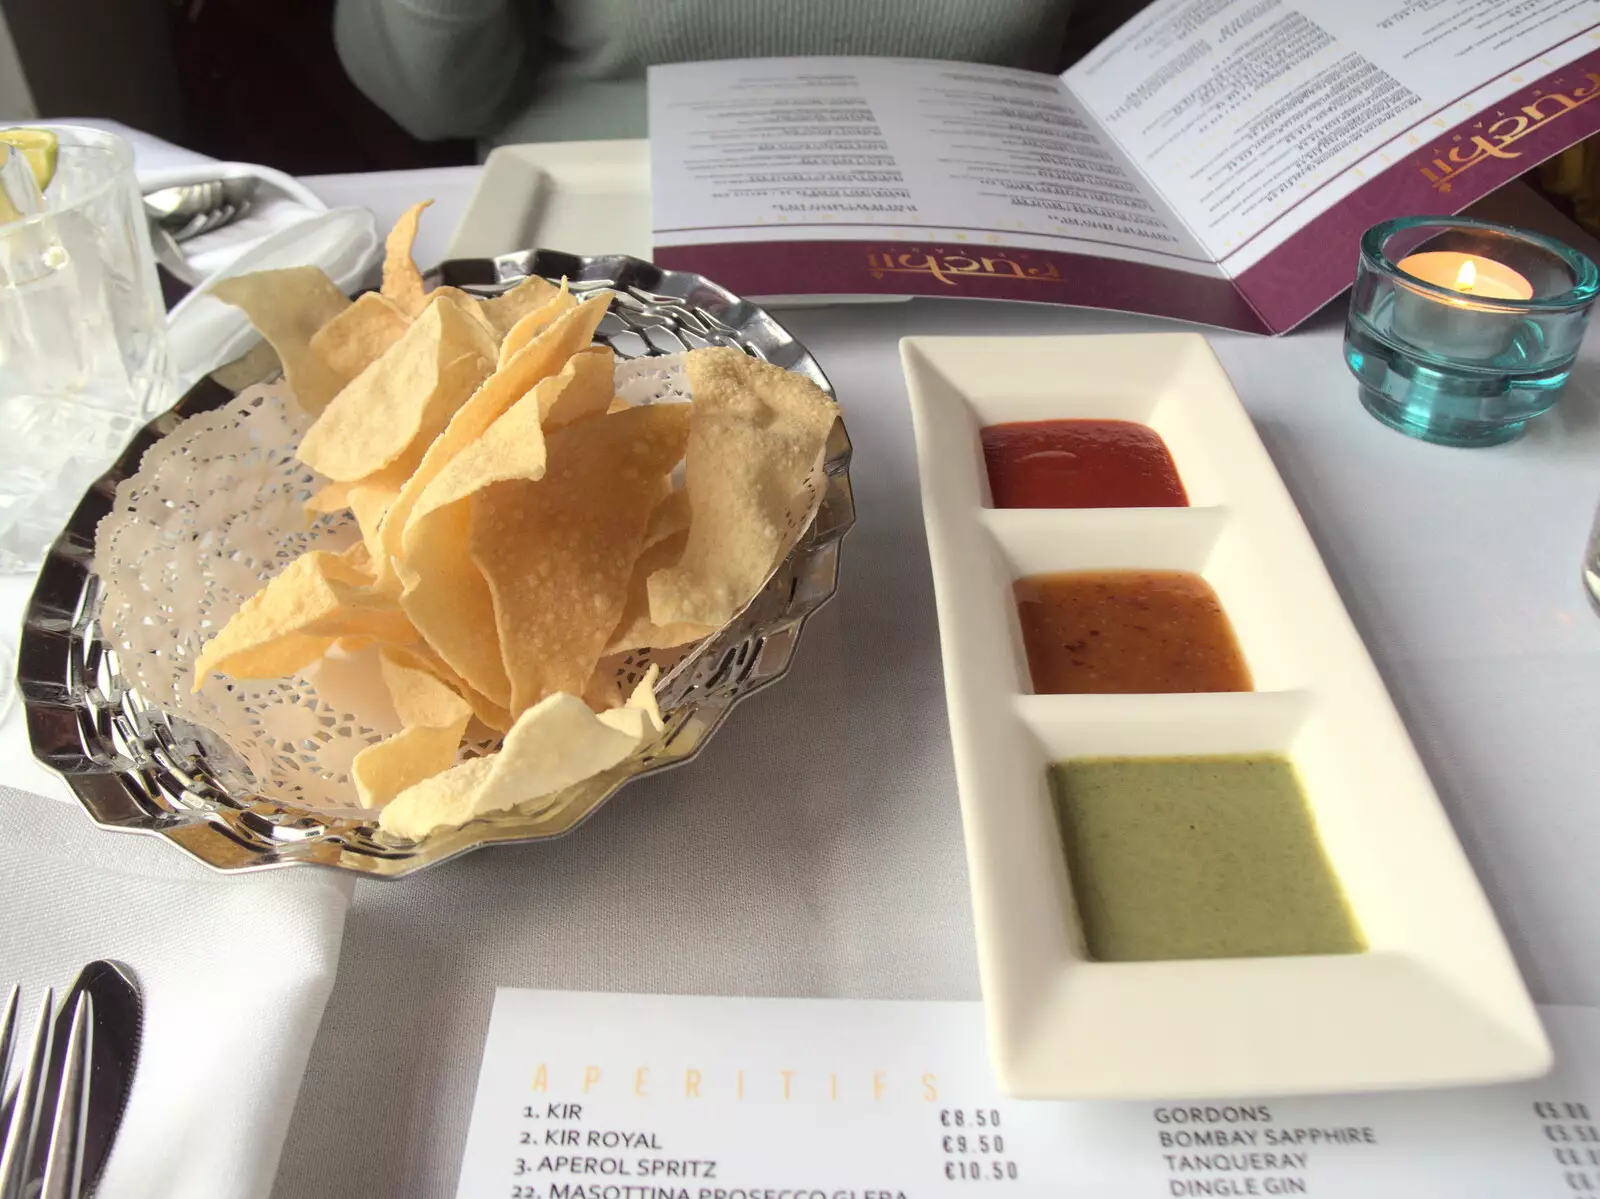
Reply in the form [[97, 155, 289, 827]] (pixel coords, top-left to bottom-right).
[[93, 354, 821, 817]]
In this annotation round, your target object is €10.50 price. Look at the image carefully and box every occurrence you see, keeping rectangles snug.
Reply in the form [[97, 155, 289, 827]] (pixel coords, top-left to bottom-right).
[[938, 1110, 1019, 1182]]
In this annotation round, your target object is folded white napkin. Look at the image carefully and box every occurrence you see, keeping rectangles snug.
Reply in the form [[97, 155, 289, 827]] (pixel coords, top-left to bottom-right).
[[138, 163, 382, 391], [3, 541, 352, 1198], [0, 785, 353, 1199], [163, 203, 382, 391], [139, 161, 332, 277], [0, 125, 365, 1197]]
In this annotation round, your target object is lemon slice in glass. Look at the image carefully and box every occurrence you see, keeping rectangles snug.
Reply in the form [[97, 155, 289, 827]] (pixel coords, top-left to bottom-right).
[[0, 128, 59, 191]]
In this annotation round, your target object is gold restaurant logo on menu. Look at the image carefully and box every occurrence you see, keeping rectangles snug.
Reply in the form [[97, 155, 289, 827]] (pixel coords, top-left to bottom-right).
[[1419, 74, 1600, 192], [866, 249, 1062, 287]]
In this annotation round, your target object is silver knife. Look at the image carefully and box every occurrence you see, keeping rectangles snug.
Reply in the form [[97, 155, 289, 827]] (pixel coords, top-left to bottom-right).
[[24, 962, 142, 1196]]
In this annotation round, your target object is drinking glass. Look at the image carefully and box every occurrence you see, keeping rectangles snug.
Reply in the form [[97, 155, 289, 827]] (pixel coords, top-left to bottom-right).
[[1585, 502, 1600, 617], [0, 125, 168, 573]]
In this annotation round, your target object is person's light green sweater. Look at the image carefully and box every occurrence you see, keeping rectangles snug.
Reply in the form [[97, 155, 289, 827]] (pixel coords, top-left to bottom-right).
[[334, 0, 1081, 145]]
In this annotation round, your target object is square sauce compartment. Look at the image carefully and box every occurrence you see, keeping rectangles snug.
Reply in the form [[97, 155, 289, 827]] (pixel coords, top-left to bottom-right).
[[1049, 753, 1365, 963], [1014, 569, 1251, 694], [980, 419, 1187, 509]]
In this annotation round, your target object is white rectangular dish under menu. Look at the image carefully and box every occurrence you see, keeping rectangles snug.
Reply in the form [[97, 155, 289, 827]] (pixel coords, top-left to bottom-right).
[[445, 140, 652, 263], [901, 332, 1548, 1101]]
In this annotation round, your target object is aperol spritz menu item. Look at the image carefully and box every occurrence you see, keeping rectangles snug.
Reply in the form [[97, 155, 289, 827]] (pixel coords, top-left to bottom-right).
[[456, 992, 1600, 1198], [649, 0, 1600, 331]]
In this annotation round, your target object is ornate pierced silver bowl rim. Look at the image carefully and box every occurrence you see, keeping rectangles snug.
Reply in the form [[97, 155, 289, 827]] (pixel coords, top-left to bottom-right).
[[18, 252, 856, 877]]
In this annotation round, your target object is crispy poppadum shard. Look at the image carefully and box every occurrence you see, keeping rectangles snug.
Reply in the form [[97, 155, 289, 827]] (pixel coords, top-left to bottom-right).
[[377, 669, 663, 840], [338, 541, 374, 576], [211, 338, 280, 394], [353, 724, 466, 809], [381, 200, 432, 316], [305, 479, 355, 517], [583, 661, 667, 723], [373, 291, 613, 592], [191, 550, 416, 690], [643, 487, 692, 551], [605, 530, 714, 655], [303, 458, 414, 521], [348, 481, 401, 566], [379, 644, 512, 733], [350, 652, 475, 808], [309, 290, 410, 380], [647, 347, 838, 629], [603, 489, 712, 655], [379, 649, 475, 729], [211, 267, 352, 414], [296, 294, 497, 482], [497, 281, 575, 366], [394, 523, 509, 708], [482, 275, 559, 339], [540, 345, 615, 430], [394, 378, 559, 706], [427, 286, 500, 339], [472, 403, 690, 716], [600, 665, 664, 736]]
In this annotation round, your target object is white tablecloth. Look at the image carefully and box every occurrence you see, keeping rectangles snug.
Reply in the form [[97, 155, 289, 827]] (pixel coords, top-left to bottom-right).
[[1, 160, 1594, 1199], [243, 172, 1600, 1198]]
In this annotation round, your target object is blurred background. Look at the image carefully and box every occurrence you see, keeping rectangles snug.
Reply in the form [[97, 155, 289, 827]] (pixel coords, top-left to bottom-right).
[[0, 0, 476, 172], [1, 0, 1596, 232]]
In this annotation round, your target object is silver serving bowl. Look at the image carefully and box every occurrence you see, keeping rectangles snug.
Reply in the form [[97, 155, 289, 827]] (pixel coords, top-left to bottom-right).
[[19, 252, 855, 877]]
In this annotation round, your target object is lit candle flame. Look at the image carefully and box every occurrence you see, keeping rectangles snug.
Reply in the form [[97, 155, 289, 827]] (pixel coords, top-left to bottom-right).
[[1454, 258, 1477, 292]]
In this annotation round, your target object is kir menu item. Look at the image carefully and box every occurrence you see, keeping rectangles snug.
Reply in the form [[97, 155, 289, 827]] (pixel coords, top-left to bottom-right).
[[650, 0, 1600, 332]]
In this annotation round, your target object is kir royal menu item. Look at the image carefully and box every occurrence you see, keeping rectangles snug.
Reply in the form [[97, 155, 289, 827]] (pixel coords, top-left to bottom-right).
[[649, 0, 1600, 332], [458, 990, 1600, 1198]]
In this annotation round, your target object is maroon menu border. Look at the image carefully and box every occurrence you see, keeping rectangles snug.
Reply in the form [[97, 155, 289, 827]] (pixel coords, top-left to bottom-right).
[[652, 241, 1267, 332], [654, 48, 1600, 335], [1238, 47, 1600, 332]]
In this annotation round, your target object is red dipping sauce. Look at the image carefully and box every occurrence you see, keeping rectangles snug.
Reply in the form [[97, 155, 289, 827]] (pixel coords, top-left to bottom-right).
[[981, 419, 1187, 509]]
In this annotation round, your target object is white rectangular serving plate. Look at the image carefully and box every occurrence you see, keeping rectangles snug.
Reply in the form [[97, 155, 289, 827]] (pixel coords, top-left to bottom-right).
[[446, 140, 654, 263], [446, 139, 905, 307], [901, 332, 1549, 1101]]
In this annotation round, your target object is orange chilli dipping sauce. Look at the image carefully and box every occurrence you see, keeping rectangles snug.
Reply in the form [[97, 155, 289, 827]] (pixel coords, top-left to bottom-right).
[[981, 419, 1186, 509], [1014, 570, 1251, 695]]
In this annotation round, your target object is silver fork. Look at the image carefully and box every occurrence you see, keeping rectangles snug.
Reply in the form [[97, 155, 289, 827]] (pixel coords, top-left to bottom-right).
[[144, 176, 258, 243], [0, 985, 93, 1199]]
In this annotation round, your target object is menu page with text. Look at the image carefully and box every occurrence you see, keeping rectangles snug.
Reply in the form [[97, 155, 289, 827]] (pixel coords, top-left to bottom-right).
[[456, 992, 1600, 1199], [649, 0, 1600, 331], [650, 57, 1207, 267], [649, 57, 1251, 330], [1064, 0, 1600, 325]]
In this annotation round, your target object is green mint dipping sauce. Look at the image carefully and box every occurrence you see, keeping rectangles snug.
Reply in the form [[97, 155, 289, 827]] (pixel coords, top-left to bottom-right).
[[1049, 755, 1365, 962]]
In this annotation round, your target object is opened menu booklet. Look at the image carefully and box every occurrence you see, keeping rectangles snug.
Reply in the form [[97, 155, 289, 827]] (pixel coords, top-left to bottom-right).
[[648, 0, 1600, 332]]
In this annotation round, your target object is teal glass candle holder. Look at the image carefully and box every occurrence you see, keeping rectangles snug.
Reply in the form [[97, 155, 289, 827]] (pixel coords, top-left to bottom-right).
[[1344, 216, 1598, 447]]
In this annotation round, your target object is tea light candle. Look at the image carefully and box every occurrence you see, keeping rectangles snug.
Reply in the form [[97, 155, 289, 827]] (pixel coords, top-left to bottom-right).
[[1345, 215, 1598, 447], [1391, 250, 1534, 360]]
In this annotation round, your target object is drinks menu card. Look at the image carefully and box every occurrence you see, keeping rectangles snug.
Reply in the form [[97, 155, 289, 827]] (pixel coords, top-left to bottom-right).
[[456, 992, 1600, 1198], [648, 0, 1600, 332]]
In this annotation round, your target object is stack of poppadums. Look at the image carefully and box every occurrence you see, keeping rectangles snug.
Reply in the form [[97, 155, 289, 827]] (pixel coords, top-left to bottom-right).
[[192, 202, 839, 839]]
